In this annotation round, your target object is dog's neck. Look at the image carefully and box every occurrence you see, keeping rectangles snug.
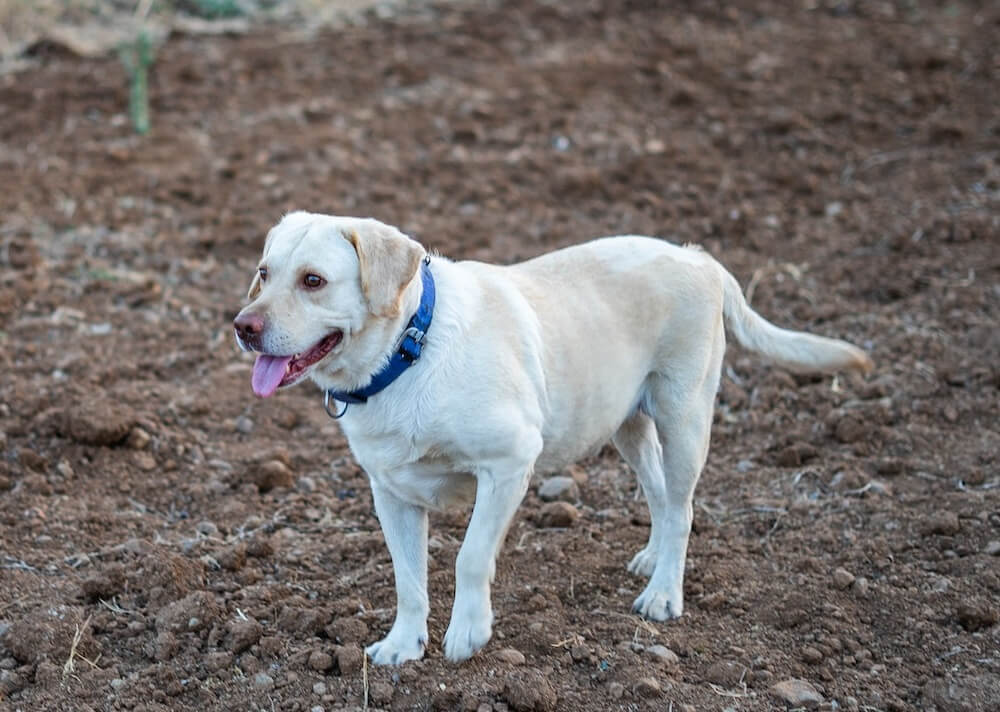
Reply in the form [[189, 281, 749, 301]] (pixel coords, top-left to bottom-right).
[[324, 259, 435, 417]]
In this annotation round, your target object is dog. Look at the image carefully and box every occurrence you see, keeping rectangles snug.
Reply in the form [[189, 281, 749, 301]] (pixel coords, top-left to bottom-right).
[[234, 211, 873, 664]]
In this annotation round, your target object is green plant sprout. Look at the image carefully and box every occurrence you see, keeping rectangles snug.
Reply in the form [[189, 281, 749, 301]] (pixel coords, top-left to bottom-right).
[[119, 29, 154, 135]]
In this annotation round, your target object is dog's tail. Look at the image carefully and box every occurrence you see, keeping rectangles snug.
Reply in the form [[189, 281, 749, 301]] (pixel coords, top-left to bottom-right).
[[718, 263, 873, 375]]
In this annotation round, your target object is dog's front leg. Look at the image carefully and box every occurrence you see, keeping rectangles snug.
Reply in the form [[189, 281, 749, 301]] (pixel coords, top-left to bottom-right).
[[366, 484, 429, 665], [442, 450, 538, 663]]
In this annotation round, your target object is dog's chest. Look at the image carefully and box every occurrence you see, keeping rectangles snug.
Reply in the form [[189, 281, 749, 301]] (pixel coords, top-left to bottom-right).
[[344, 424, 477, 509]]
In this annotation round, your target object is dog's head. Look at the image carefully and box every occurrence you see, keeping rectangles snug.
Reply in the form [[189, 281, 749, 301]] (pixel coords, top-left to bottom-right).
[[234, 212, 425, 397]]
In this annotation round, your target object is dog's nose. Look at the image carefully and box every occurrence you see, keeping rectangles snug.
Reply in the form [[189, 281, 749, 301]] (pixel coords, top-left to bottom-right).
[[234, 312, 265, 348]]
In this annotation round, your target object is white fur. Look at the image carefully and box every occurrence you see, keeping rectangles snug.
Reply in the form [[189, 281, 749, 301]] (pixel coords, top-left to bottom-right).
[[236, 212, 873, 664]]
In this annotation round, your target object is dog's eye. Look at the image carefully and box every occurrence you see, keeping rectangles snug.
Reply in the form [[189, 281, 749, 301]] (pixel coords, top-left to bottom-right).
[[303, 273, 326, 289], [258, 267, 268, 281]]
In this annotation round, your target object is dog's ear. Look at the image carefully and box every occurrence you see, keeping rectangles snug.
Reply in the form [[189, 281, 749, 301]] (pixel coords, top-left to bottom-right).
[[247, 272, 262, 299], [246, 225, 281, 300], [347, 221, 425, 318]]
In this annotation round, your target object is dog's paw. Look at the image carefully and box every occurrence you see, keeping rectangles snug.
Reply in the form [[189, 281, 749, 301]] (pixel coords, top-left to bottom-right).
[[442, 615, 492, 663], [627, 546, 658, 577], [632, 585, 682, 621], [366, 631, 427, 666]]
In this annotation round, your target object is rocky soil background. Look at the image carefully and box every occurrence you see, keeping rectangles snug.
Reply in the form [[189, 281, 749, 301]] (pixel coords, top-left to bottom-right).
[[1, 1, 998, 710]]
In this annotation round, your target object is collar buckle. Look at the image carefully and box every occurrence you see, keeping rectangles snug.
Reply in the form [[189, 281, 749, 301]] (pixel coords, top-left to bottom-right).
[[397, 326, 426, 362]]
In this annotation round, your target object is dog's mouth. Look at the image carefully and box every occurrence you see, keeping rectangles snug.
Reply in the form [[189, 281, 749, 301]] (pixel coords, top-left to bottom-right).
[[251, 330, 343, 398]]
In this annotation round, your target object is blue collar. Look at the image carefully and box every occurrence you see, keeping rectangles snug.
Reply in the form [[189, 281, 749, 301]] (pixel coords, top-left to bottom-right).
[[324, 257, 435, 418]]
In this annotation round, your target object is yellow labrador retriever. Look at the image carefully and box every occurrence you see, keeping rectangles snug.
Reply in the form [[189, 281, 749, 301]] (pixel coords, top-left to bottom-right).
[[234, 211, 872, 664]]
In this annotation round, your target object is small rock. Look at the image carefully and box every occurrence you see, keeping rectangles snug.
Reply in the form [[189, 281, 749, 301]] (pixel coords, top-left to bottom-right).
[[634, 677, 662, 698], [110, 678, 126, 691], [706, 660, 747, 688], [646, 644, 679, 665], [196, 520, 219, 537], [537, 476, 579, 502], [609, 681, 624, 699], [983, 540, 1000, 556], [802, 646, 824, 664], [253, 672, 274, 689], [132, 452, 157, 471], [536, 501, 579, 528], [253, 460, 294, 492], [922, 511, 961, 536], [770, 678, 823, 708], [308, 650, 334, 671], [235, 416, 254, 434], [312, 681, 327, 695], [853, 577, 870, 597], [337, 644, 363, 674], [503, 671, 557, 711], [127, 426, 152, 450], [495, 648, 526, 665], [832, 567, 855, 589]]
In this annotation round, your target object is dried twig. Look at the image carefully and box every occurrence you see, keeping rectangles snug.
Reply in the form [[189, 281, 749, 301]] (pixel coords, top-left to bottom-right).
[[62, 614, 93, 679], [362, 648, 369, 711]]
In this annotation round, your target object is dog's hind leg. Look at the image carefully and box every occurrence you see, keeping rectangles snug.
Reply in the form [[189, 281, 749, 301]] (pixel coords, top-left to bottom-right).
[[613, 411, 666, 578], [632, 327, 724, 621], [366, 484, 430, 665]]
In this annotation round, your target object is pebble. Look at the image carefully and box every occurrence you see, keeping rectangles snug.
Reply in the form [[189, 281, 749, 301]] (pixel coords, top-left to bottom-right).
[[853, 577, 870, 596], [110, 678, 126, 691], [705, 660, 746, 688], [983, 540, 1000, 556], [802, 646, 824, 664], [537, 476, 579, 502], [922, 510, 960, 536], [127, 426, 152, 450], [646, 644, 679, 665], [608, 682, 624, 699], [770, 679, 823, 708], [536, 501, 580, 528], [832, 567, 855, 589], [255, 460, 294, 491], [133, 452, 157, 471], [312, 681, 327, 695], [235, 416, 254, 433], [311, 707, 324, 712], [634, 677, 662, 698], [196, 521, 219, 537], [253, 672, 275, 689], [495, 647, 526, 665]]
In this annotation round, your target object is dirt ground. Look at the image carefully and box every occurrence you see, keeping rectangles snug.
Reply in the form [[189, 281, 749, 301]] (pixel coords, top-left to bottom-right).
[[1, 1, 998, 710]]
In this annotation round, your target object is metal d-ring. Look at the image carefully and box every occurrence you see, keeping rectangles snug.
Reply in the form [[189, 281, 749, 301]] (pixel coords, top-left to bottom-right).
[[323, 390, 348, 419]]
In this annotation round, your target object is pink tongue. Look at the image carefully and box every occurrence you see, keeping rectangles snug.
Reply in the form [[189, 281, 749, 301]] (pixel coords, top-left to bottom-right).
[[252, 354, 293, 398]]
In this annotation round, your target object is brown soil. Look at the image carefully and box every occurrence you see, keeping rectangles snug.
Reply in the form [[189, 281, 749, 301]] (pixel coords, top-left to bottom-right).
[[2, 1, 999, 711]]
